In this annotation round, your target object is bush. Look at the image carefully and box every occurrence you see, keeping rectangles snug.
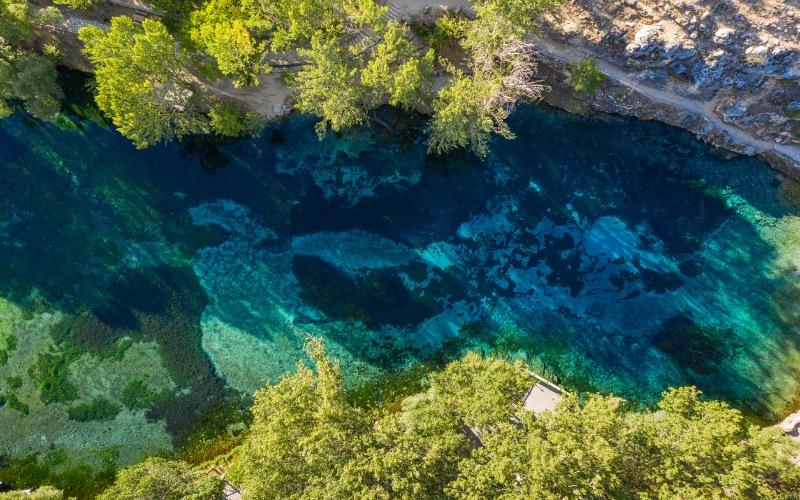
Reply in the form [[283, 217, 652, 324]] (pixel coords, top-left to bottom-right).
[[566, 58, 606, 95]]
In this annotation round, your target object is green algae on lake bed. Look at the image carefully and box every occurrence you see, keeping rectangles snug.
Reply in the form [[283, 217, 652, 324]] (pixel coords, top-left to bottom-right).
[[1, 103, 800, 493]]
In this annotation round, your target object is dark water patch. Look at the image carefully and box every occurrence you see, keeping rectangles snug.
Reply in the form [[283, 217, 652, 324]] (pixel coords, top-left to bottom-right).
[[536, 233, 584, 297], [633, 263, 685, 294], [506, 106, 734, 256], [96, 264, 227, 443], [424, 148, 482, 176], [677, 258, 704, 278], [292, 255, 441, 331], [654, 315, 738, 376]]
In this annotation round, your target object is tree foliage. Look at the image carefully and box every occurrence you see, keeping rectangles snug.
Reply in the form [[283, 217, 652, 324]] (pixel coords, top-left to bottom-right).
[[96, 458, 223, 500], [222, 339, 800, 499], [426, 0, 557, 155], [52, 0, 95, 11], [188, 0, 271, 87], [292, 20, 434, 137], [0, 486, 69, 500], [567, 58, 606, 95], [293, 34, 369, 137], [361, 22, 435, 113], [80, 17, 209, 148], [0, 0, 63, 120]]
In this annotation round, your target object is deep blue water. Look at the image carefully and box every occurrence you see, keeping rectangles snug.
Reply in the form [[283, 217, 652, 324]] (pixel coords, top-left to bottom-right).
[[1, 104, 800, 480]]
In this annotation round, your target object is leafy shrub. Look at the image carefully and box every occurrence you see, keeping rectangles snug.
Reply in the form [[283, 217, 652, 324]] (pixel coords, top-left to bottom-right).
[[66, 398, 121, 422], [566, 58, 606, 95]]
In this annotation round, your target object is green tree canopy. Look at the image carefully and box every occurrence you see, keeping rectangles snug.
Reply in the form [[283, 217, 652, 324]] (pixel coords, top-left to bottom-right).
[[292, 34, 369, 137], [226, 340, 798, 499], [566, 58, 606, 95], [292, 20, 435, 137], [450, 387, 800, 499], [228, 337, 371, 499], [80, 17, 208, 147], [426, 0, 558, 155], [361, 22, 435, 113], [0, 0, 33, 44], [188, 0, 271, 87], [0, 486, 68, 500], [6, 52, 64, 120], [97, 458, 223, 500], [0, 0, 63, 120]]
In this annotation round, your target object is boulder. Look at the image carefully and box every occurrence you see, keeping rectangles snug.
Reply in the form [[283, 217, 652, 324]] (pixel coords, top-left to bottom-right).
[[626, 25, 661, 57], [724, 104, 746, 119], [713, 28, 735, 45], [669, 61, 687, 74]]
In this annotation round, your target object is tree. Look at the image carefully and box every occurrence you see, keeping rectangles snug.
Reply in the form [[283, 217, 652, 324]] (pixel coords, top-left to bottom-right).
[[361, 22, 435, 113], [52, 0, 95, 11], [427, 70, 507, 157], [209, 101, 253, 137], [1, 0, 63, 120], [97, 458, 223, 500], [79, 17, 208, 148], [228, 337, 371, 499], [472, 0, 565, 32], [0, 486, 68, 500], [360, 352, 532, 498], [634, 387, 800, 498], [188, 0, 271, 87], [292, 35, 369, 137], [7, 52, 64, 120], [260, 0, 347, 51], [426, 3, 549, 156], [450, 387, 800, 499], [0, 0, 32, 44], [566, 58, 605, 95]]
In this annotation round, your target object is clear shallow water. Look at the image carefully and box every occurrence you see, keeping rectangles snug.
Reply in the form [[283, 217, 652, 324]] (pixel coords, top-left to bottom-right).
[[1, 105, 800, 479]]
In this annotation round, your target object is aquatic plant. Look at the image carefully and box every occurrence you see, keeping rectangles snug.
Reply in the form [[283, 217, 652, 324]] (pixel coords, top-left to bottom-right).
[[66, 398, 121, 422], [119, 379, 169, 411], [778, 178, 800, 211], [5, 375, 22, 390], [654, 316, 738, 376], [6, 392, 29, 415], [27, 351, 79, 405]]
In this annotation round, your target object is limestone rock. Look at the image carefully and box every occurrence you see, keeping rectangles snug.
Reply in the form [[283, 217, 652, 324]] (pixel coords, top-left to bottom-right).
[[626, 25, 661, 57], [714, 28, 736, 45]]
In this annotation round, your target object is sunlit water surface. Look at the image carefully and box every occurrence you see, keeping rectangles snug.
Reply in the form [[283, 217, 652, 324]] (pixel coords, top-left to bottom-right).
[[1, 105, 800, 487]]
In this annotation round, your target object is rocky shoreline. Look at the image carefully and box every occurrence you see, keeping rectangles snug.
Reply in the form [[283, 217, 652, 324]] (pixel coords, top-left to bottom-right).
[[35, 0, 800, 179]]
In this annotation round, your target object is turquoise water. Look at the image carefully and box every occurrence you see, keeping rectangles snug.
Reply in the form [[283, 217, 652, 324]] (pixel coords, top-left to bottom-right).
[[1, 104, 800, 485]]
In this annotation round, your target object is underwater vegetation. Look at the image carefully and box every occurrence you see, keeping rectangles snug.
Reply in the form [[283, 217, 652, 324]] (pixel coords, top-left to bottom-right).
[[1, 102, 800, 495]]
